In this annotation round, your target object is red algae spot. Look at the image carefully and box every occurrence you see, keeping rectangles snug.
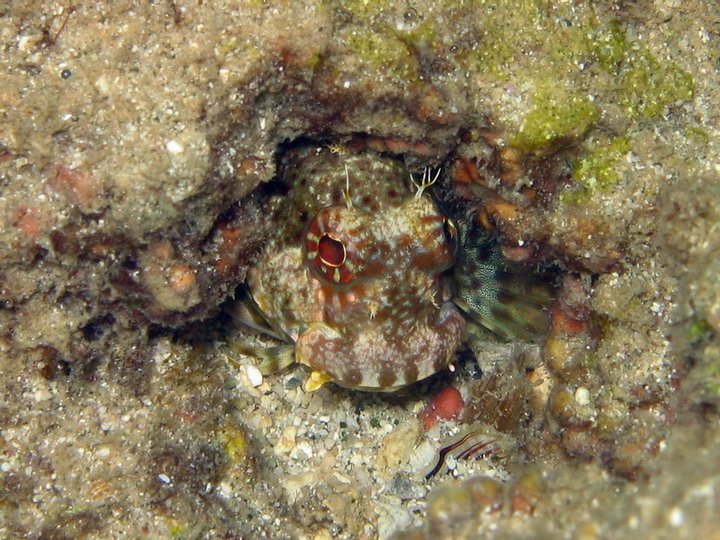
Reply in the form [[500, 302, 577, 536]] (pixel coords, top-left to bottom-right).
[[237, 157, 261, 177], [151, 239, 174, 259], [214, 225, 245, 275], [548, 303, 587, 336], [48, 165, 96, 209], [420, 386, 465, 430], [175, 408, 199, 424], [168, 265, 197, 294], [451, 157, 483, 185], [11, 205, 45, 237], [365, 137, 434, 157], [500, 244, 537, 263]]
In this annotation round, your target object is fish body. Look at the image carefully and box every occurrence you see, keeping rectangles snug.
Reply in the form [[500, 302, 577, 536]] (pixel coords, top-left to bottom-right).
[[247, 146, 465, 391]]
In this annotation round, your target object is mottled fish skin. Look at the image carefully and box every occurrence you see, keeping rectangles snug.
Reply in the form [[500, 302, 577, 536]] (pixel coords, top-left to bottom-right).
[[430, 167, 555, 342], [247, 146, 465, 391], [450, 215, 553, 341]]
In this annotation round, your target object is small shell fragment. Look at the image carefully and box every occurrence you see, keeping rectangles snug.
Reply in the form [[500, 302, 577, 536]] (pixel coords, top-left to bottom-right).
[[246, 365, 263, 387]]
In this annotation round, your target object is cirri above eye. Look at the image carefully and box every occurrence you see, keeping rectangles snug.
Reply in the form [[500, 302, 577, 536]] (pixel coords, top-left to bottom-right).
[[443, 217, 457, 245]]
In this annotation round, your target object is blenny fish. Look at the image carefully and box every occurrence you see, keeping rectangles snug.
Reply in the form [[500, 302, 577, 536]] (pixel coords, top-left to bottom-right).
[[240, 145, 466, 391], [232, 144, 554, 392]]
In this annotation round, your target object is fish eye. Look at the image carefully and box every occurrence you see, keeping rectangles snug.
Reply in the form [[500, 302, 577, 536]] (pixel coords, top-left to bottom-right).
[[305, 208, 357, 285], [318, 234, 346, 267]]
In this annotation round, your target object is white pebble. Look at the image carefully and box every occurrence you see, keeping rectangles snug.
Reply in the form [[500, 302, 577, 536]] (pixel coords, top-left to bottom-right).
[[575, 386, 590, 406], [290, 441, 313, 460], [33, 388, 52, 402], [246, 365, 263, 387], [669, 507, 684, 527], [408, 440, 437, 475], [274, 426, 297, 456], [324, 436, 336, 451], [158, 474, 171, 484], [165, 140, 184, 154]]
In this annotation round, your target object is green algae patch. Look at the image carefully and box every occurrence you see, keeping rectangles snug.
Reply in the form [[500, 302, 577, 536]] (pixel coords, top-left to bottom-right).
[[573, 137, 630, 190], [467, 2, 609, 79], [470, 0, 545, 77], [459, 0, 693, 140], [341, 0, 392, 21], [510, 86, 599, 154], [589, 22, 627, 70], [618, 48, 694, 119], [465, 0, 600, 81], [394, 19, 437, 51], [585, 20, 694, 118], [692, 342, 720, 403], [219, 422, 250, 464], [169, 524, 186, 537], [688, 318, 714, 343], [685, 125, 710, 145], [587, 20, 694, 119], [344, 29, 418, 80], [561, 137, 631, 205]]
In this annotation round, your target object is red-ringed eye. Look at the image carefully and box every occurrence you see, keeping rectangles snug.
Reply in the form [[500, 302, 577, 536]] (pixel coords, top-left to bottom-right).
[[318, 234, 346, 267], [305, 207, 358, 285]]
